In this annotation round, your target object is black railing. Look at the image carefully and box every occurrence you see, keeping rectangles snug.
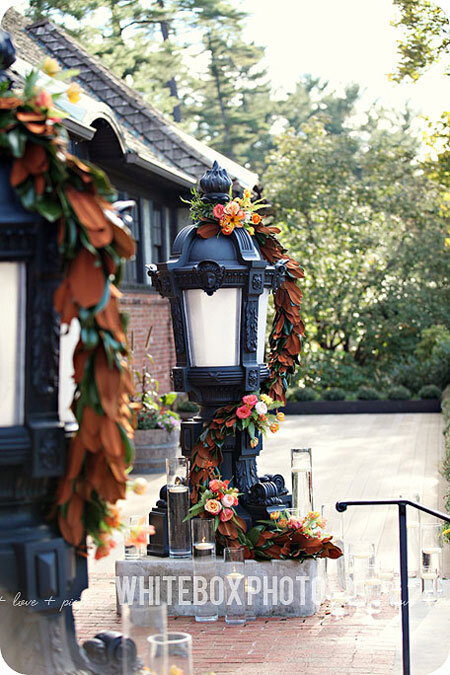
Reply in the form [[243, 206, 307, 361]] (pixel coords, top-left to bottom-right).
[[335, 499, 450, 675]]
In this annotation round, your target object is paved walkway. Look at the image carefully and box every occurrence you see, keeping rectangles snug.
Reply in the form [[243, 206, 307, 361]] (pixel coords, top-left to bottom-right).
[[73, 413, 448, 674]]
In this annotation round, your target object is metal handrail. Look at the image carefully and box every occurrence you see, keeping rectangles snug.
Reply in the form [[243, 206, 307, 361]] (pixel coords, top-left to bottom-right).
[[335, 499, 450, 675]]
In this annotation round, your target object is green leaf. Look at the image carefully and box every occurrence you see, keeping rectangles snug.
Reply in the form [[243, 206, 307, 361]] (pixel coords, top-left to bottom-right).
[[119, 426, 134, 465], [7, 128, 26, 158], [35, 197, 63, 222]]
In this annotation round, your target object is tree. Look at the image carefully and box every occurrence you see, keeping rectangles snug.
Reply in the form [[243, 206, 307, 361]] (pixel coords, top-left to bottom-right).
[[390, 0, 450, 83], [264, 102, 449, 390], [26, 0, 273, 169]]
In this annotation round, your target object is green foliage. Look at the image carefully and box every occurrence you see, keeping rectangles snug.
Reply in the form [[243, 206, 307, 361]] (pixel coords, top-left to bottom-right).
[[133, 354, 180, 431], [387, 385, 411, 400], [418, 384, 442, 399], [290, 387, 318, 402], [177, 399, 200, 413], [415, 324, 450, 361], [390, 0, 450, 83], [357, 387, 382, 401], [321, 387, 346, 401], [266, 87, 449, 394]]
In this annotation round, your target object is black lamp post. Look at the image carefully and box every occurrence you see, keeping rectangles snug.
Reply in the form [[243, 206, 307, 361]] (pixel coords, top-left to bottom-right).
[[148, 162, 291, 551]]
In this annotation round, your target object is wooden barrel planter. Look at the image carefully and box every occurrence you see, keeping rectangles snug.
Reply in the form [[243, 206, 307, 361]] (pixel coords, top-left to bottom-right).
[[131, 428, 180, 474]]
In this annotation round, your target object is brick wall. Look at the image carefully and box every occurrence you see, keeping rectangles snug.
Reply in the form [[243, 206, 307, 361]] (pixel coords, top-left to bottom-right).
[[120, 289, 176, 393]]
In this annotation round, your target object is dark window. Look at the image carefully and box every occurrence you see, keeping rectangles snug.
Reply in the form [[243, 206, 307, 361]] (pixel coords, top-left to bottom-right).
[[152, 204, 165, 263], [120, 194, 145, 284], [68, 139, 90, 160]]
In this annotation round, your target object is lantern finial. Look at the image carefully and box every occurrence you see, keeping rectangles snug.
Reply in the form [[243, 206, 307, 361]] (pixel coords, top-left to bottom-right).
[[199, 160, 232, 204]]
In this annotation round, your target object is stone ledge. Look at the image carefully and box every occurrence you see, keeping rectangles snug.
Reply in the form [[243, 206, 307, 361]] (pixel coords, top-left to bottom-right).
[[115, 556, 319, 617]]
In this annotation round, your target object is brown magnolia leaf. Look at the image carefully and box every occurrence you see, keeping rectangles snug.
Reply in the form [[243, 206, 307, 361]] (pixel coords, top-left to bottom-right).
[[110, 220, 135, 259], [66, 434, 86, 479], [66, 185, 113, 248], [96, 295, 125, 343], [56, 477, 73, 506], [100, 416, 122, 458], [67, 492, 84, 527], [67, 247, 105, 308], [73, 341, 92, 384], [34, 174, 45, 195], [25, 122, 46, 134], [53, 278, 78, 326], [10, 159, 28, 187], [197, 223, 220, 239], [0, 97, 21, 109], [94, 346, 121, 420], [17, 111, 45, 122], [80, 406, 103, 453], [233, 515, 247, 533]]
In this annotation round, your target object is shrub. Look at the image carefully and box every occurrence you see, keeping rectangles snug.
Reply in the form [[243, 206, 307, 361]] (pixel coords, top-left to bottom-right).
[[291, 387, 318, 402], [418, 384, 442, 400], [357, 386, 382, 400], [387, 386, 411, 400], [177, 399, 200, 413], [390, 359, 425, 394], [321, 387, 346, 401]]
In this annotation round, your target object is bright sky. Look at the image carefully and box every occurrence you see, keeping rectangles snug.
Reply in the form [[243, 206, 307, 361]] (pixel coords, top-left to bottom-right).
[[242, 0, 450, 123]]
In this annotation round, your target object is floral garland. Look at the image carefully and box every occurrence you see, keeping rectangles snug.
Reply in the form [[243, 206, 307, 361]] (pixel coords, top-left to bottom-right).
[[0, 65, 137, 558], [185, 190, 342, 560]]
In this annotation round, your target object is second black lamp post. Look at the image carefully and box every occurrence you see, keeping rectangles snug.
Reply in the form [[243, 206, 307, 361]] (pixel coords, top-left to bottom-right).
[[148, 161, 291, 553]]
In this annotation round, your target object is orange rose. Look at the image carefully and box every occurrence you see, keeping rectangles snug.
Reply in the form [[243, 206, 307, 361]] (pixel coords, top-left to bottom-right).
[[270, 423, 279, 433], [276, 412, 285, 422], [221, 222, 235, 235], [251, 213, 261, 224]]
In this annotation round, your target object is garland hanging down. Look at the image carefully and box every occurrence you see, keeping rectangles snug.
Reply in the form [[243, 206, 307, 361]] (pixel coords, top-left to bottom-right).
[[0, 66, 137, 558], [184, 190, 341, 560]]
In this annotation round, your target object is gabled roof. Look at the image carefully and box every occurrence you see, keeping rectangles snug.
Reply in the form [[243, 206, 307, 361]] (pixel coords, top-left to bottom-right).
[[2, 8, 257, 189]]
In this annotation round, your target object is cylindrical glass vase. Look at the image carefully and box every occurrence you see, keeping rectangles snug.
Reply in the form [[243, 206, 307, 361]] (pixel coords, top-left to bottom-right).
[[148, 632, 193, 675], [166, 457, 191, 558], [192, 518, 218, 623], [224, 546, 246, 625], [121, 603, 167, 674], [420, 523, 443, 602], [291, 448, 313, 516]]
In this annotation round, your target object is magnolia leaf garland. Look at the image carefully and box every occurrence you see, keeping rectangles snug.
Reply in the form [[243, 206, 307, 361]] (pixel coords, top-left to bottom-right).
[[0, 81, 137, 555]]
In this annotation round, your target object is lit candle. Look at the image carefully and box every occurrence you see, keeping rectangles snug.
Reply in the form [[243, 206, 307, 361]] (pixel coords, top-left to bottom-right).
[[193, 541, 215, 559]]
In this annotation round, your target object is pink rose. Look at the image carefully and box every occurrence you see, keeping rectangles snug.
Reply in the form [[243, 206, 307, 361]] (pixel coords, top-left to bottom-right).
[[220, 508, 233, 522], [209, 479, 220, 492], [35, 90, 53, 109], [236, 405, 252, 419], [205, 499, 222, 515], [213, 203, 225, 220], [221, 494, 234, 508], [242, 394, 258, 408]]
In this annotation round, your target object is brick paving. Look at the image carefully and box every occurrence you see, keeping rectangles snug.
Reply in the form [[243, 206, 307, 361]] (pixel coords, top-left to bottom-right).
[[74, 572, 400, 674]]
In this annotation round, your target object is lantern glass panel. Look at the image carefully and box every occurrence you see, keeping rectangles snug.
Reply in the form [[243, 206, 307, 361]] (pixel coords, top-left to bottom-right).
[[257, 288, 269, 363], [183, 288, 241, 367], [59, 318, 80, 425], [0, 262, 26, 426]]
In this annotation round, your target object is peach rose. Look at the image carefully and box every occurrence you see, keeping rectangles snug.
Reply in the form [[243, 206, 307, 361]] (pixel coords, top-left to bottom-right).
[[243, 394, 258, 408], [35, 90, 53, 109], [205, 499, 222, 515], [219, 508, 233, 522], [221, 493, 234, 508], [209, 479, 220, 492]]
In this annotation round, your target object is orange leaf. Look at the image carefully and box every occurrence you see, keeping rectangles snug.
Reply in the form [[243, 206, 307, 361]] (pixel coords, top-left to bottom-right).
[[0, 97, 21, 109], [96, 295, 125, 343], [67, 247, 105, 308], [56, 477, 73, 505], [67, 492, 84, 527], [66, 185, 113, 247], [94, 346, 121, 420], [100, 416, 122, 458], [25, 122, 46, 134], [197, 223, 220, 239], [16, 111, 45, 122], [66, 434, 86, 479], [110, 220, 135, 259], [79, 406, 103, 453], [10, 159, 29, 187]]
